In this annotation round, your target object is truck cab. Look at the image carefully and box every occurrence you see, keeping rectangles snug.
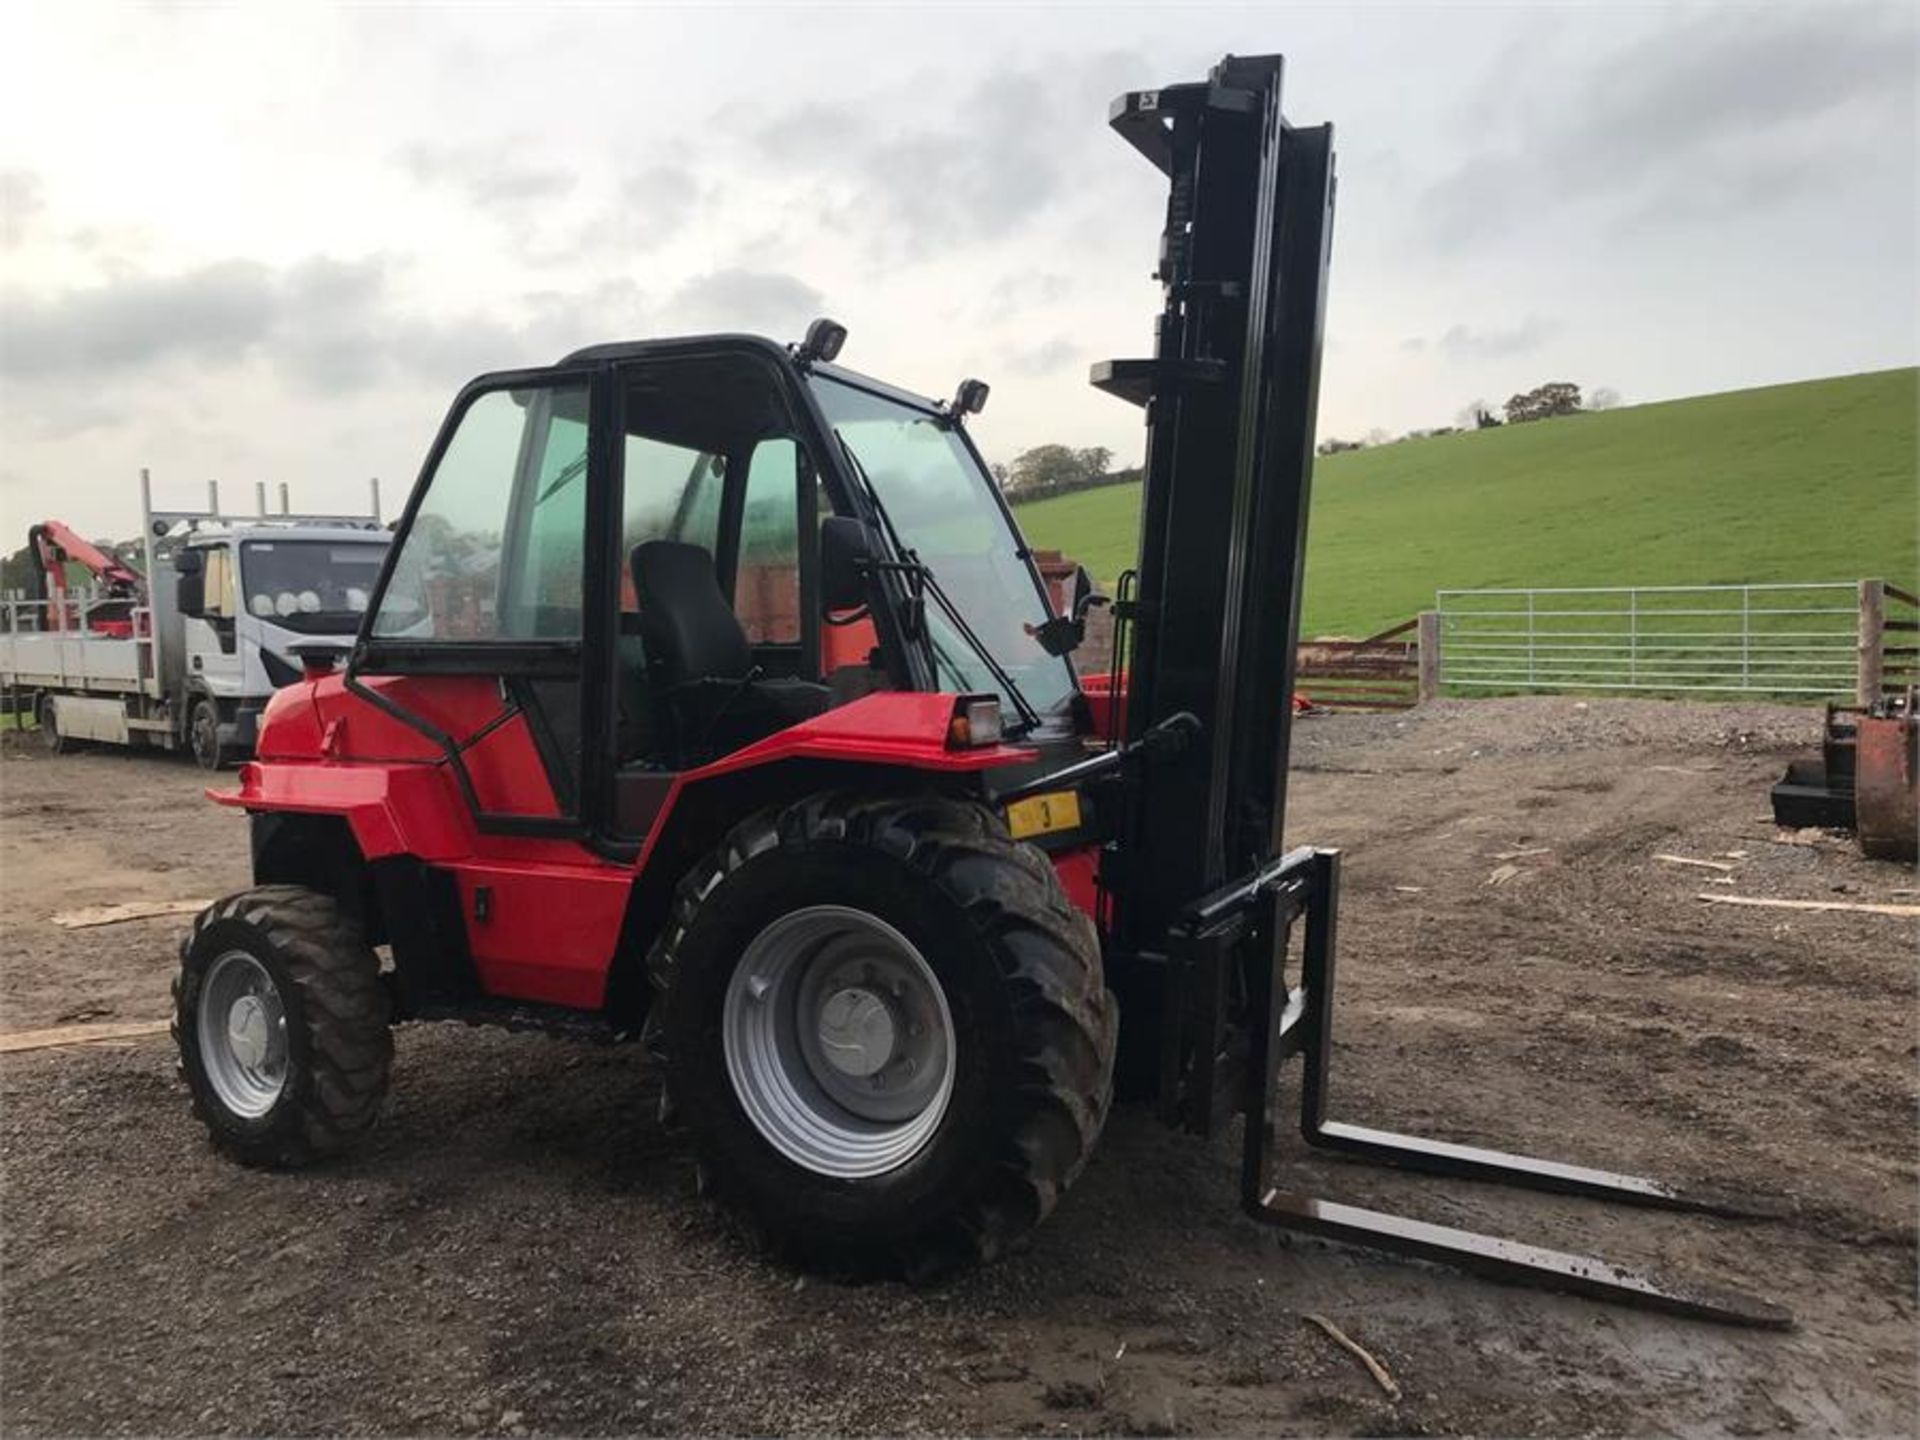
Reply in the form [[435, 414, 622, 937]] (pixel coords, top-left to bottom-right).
[[172, 526, 392, 762]]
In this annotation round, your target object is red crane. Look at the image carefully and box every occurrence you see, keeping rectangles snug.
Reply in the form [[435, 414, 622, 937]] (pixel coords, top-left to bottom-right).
[[27, 520, 144, 635]]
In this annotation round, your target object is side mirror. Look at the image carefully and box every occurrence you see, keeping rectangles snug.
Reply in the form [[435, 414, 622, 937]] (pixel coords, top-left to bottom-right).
[[1028, 565, 1109, 658], [173, 547, 206, 617], [821, 515, 877, 612], [1068, 565, 1108, 624]]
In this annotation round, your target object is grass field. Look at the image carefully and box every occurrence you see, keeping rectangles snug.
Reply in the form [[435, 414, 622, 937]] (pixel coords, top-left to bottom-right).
[[1013, 368, 1918, 637]]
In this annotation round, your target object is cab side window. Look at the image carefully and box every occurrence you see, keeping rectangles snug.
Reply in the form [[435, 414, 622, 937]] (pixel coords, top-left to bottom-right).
[[621, 436, 722, 609], [202, 548, 235, 619], [514, 412, 589, 637], [735, 438, 801, 645], [371, 383, 590, 642]]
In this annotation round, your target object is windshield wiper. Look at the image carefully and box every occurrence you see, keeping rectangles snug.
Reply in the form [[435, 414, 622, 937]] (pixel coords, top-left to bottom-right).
[[535, 453, 588, 504], [834, 435, 1042, 736]]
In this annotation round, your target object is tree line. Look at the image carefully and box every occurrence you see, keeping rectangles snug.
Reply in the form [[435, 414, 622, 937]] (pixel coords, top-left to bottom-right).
[[992, 444, 1139, 503], [1317, 380, 1621, 455], [995, 380, 1623, 494]]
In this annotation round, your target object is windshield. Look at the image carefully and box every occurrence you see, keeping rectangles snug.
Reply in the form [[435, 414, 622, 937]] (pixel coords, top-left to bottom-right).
[[810, 375, 1076, 720], [240, 540, 391, 635]]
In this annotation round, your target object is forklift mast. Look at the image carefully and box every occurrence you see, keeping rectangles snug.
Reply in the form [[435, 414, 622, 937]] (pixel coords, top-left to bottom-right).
[[1093, 53, 1334, 953], [1081, 55, 1787, 1328]]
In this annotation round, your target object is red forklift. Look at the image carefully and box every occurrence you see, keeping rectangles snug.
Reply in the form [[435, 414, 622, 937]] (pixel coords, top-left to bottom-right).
[[174, 55, 1785, 1325]]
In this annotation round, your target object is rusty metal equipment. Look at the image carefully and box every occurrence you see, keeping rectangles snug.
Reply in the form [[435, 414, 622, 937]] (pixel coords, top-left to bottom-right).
[[1771, 702, 1862, 830], [1856, 691, 1918, 861], [1771, 689, 1918, 861]]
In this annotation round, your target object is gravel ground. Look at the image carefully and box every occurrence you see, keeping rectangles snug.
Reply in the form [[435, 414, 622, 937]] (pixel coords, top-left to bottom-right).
[[0, 698, 1914, 1436]]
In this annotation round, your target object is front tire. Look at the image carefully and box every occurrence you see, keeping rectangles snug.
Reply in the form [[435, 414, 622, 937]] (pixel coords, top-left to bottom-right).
[[189, 697, 230, 771], [174, 885, 392, 1167], [649, 792, 1117, 1275]]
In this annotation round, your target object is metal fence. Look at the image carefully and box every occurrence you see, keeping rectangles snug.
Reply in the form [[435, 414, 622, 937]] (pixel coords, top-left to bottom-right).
[[1435, 582, 1908, 700], [1296, 616, 1422, 709]]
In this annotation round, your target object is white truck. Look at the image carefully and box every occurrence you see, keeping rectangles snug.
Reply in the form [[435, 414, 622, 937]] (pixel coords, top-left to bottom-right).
[[0, 472, 388, 768]]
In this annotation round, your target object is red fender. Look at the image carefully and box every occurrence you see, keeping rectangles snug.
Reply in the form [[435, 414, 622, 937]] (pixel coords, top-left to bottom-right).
[[215, 680, 1041, 1009]]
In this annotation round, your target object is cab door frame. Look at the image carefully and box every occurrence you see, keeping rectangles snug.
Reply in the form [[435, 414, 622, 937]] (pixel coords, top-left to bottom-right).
[[596, 345, 835, 839], [349, 362, 617, 841]]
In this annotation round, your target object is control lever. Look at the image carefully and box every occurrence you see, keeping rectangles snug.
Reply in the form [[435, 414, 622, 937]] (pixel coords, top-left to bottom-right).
[[691, 665, 765, 755]]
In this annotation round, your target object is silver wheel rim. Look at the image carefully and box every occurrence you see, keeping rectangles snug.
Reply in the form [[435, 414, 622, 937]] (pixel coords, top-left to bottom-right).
[[197, 950, 290, 1119], [723, 905, 956, 1180]]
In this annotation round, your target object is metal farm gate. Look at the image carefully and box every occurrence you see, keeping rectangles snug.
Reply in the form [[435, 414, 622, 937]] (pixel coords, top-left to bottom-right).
[[1435, 581, 1915, 702]]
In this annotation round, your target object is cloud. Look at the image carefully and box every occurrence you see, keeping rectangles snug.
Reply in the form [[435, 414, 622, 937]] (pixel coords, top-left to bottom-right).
[[274, 256, 393, 392], [399, 140, 576, 213], [752, 101, 867, 168], [1435, 316, 1559, 362], [397, 140, 580, 258], [1000, 336, 1079, 377], [662, 268, 825, 336], [866, 72, 1063, 251], [0, 255, 648, 437], [563, 163, 706, 262], [1417, 6, 1918, 247], [740, 52, 1147, 259], [746, 90, 1061, 256], [1564, 7, 1914, 179], [619, 164, 703, 244], [0, 260, 278, 377], [985, 272, 1073, 315], [2, 170, 44, 249], [506, 279, 650, 362]]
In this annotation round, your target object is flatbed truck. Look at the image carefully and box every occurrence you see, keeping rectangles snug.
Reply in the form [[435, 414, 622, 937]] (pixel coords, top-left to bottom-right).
[[0, 472, 387, 768]]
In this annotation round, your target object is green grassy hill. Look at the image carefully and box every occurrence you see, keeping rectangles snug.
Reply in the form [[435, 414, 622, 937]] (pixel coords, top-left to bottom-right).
[[1013, 368, 1918, 637]]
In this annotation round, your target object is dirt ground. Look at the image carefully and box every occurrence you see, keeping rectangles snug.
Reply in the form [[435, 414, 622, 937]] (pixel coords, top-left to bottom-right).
[[1, 698, 1914, 1437]]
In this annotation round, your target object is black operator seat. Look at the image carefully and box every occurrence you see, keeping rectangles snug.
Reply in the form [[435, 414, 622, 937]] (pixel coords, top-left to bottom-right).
[[630, 541, 830, 760]]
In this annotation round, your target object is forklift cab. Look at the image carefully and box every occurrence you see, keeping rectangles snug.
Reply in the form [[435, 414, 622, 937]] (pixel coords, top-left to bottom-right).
[[353, 335, 1079, 843]]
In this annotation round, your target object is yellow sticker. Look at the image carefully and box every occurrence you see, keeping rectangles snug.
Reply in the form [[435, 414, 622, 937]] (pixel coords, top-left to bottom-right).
[[1004, 790, 1083, 841]]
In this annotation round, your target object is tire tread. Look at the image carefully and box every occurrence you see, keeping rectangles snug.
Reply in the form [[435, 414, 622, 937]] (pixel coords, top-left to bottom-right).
[[647, 790, 1116, 1273], [174, 884, 392, 1167]]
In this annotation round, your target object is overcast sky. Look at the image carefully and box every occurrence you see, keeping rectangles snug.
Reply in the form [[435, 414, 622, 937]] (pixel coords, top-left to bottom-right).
[[2, 1, 1914, 542]]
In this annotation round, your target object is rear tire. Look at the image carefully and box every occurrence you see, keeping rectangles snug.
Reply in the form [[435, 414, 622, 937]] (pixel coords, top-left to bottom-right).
[[189, 697, 230, 771], [38, 696, 77, 755], [649, 791, 1117, 1276], [173, 885, 392, 1167]]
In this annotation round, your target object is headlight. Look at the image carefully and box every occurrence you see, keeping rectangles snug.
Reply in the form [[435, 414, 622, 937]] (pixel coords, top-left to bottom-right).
[[947, 694, 1003, 748]]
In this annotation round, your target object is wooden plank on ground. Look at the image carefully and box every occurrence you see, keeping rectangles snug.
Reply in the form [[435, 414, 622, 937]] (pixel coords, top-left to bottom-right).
[[51, 899, 209, 929], [1656, 853, 1736, 872], [0, 1020, 171, 1054], [1695, 893, 1920, 919]]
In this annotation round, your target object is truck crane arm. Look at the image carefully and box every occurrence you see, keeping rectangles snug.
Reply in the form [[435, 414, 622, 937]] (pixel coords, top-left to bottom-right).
[[27, 521, 145, 599], [26, 520, 145, 635]]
